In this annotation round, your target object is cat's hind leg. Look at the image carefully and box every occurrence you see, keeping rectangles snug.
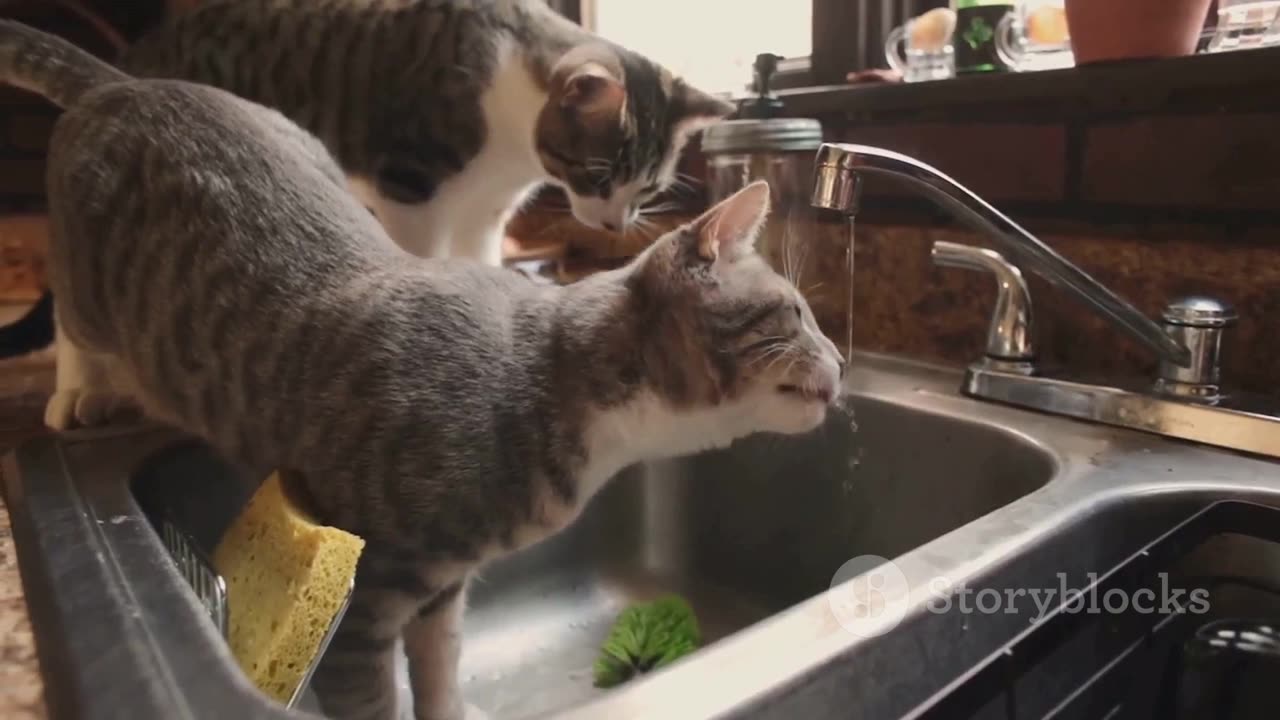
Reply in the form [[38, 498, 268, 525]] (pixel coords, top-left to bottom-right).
[[44, 318, 138, 431], [404, 581, 481, 720], [311, 555, 422, 720]]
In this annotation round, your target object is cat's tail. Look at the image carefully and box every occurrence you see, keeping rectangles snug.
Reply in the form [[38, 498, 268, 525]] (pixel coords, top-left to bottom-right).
[[0, 19, 129, 109]]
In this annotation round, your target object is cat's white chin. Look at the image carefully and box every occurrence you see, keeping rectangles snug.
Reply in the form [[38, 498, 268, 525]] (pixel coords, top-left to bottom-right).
[[564, 184, 641, 232], [762, 379, 838, 433], [753, 394, 833, 436], [776, 404, 831, 435]]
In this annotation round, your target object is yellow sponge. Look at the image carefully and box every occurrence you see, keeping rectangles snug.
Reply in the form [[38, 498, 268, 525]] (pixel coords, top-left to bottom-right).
[[212, 470, 365, 703]]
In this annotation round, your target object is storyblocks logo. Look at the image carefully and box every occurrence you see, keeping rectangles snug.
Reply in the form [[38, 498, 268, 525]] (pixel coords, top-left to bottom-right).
[[925, 572, 1211, 618], [828, 555, 1210, 637]]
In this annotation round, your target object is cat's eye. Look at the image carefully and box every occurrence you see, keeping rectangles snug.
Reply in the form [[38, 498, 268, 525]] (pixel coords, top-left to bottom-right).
[[793, 305, 803, 320]]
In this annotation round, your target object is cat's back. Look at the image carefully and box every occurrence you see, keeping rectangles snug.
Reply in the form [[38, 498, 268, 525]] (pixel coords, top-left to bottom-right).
[[115, 0, 551, 172], [118, 0, 516, 102], [51, 77, 362, 239], [45, 77, 396, 356]]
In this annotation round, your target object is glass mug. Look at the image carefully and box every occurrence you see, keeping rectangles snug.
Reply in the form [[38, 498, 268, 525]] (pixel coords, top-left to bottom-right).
[[884, 8, 957, 82], [995, 0, 1074, 71]]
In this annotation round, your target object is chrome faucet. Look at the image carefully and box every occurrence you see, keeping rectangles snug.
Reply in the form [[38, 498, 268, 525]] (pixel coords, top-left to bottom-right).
[[812, 143, 1192, 366], [811, 142, 1280, 460]]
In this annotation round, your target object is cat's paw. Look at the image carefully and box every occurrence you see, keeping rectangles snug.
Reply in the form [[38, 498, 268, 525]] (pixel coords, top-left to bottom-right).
[[44, 389, 138, 430], [44, 389, 81, 430]]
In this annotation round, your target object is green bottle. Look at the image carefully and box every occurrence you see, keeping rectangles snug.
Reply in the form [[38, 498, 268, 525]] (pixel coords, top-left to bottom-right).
[[952, 0, 1014, 73]]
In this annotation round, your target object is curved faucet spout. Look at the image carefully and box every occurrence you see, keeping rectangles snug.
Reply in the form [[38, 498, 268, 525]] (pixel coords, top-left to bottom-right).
[[810, 142, 1192, 368]]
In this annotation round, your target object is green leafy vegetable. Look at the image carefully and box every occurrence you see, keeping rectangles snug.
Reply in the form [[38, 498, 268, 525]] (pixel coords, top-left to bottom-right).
[[593, 595, 701, 689]]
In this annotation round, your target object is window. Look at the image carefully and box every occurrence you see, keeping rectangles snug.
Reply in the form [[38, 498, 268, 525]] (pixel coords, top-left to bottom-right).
[[584, 0, 812, 95]]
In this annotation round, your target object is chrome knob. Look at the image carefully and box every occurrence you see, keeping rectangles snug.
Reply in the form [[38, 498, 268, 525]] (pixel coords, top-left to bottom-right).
[[1156, 295, 1237, 399], [931, 241, 1034, 368]]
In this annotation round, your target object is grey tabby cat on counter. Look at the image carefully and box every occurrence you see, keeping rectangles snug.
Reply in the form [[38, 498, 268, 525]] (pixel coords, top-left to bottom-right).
[[118, 0, 735, 261], [0, 0, 735, 360], [2, 21, 843, 720]]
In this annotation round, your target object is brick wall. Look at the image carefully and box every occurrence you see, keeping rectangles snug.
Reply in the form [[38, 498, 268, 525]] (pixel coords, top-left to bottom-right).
[[542, 81, 1280, 395]]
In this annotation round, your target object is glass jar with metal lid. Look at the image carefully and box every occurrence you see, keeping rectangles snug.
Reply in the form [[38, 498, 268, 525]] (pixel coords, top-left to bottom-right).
[[701, 54, 824, 281], [701, 54, 824, 205]]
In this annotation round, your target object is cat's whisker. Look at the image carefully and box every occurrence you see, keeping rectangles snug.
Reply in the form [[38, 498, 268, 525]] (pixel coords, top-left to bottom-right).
[[743, 336, 787, 351], [794, 230, 812, 288], [668, 178, 697, 196], [783, 207, 808, 287], [746, 347, 782, 365], [627, 216, 662, 242], [781, 206, 805, 286], [779, 226, 790, 282], [779, 355, 801, 379], [782, 218, 797, 285], [640, 201, 679, 216], [762, 346, 798, 374], [747, 345, 791, 369], [742, 338, 792, 369]]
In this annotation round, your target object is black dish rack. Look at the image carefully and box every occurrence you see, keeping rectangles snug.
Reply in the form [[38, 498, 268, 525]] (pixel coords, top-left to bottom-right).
[[909, 500, 1280, 720]]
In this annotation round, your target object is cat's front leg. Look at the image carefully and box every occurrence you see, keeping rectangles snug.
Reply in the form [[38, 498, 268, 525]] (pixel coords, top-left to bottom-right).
[[310, 577, 418, 720], [44, 317, 139, 430], [404, 580, 471, 720]]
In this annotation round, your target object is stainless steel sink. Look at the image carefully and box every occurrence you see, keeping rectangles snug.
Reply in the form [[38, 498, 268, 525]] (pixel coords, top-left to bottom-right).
[[6, 351, 1280, 720], [388, 378, 1054, 720]]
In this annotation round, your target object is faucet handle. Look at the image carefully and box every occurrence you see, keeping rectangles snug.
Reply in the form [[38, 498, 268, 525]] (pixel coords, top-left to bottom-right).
[[1155, 295, 1237, 400], [931, 241, 1035, 367]]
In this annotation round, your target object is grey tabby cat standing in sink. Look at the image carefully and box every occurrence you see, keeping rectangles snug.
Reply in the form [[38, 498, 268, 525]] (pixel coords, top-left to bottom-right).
[[2, 21, 843, 720], [0, 0, 735, 360]]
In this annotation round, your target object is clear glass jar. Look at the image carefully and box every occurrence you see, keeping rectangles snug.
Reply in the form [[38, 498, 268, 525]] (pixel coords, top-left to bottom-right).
[[702, 118, 824, 204], [701, 117, 824, 279]]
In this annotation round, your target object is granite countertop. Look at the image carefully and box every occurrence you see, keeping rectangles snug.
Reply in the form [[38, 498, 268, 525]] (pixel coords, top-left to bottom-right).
[[0, 351, 56, 720]]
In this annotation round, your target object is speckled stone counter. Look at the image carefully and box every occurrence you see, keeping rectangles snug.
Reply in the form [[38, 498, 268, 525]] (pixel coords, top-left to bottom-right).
[[0, 350, 56, 720], [1, 498, 46, 720]]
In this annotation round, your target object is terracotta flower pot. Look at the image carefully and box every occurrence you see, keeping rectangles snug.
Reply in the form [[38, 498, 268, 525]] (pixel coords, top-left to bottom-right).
[[1066, 0, 1213, 64]]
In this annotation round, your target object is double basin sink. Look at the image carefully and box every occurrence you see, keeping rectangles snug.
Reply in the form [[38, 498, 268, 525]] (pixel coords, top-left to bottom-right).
[[5, 350, 1280, 719]]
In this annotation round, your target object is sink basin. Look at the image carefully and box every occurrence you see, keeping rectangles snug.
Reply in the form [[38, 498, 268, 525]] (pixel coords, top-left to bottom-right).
[[6, 350, 1280, 720], [380, 390, 1051, 719], [121, 355, 1057, 720]]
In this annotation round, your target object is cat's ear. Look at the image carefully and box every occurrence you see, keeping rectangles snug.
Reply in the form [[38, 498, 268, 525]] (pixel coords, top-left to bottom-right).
[[553, 48, 626, 120], [674, 82, 737, 135], [690, 180, 771, 263]]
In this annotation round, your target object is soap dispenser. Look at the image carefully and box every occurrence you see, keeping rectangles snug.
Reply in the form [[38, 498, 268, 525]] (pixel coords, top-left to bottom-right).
[[700, 53, 824, 204]]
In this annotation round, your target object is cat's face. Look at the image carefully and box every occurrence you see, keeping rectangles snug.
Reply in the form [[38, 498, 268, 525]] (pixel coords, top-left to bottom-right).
[[536, 44, 734, 233], [630, 181, 845, 436]]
